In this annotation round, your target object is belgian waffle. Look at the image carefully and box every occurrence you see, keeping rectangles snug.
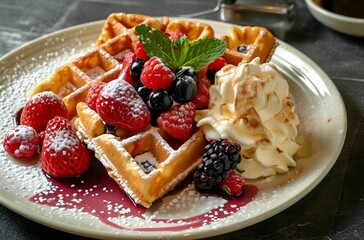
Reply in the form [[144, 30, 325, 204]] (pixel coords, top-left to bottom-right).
[[29, 14, 279, 208], [73, 102, 207, 208], [221, 26, 277, 65]]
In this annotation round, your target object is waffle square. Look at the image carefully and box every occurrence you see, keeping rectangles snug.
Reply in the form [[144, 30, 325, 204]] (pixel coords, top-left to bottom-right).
[[74, 102, 206, 208], [221, 26, 277, 65], [95, 13, 170, 46], [30, 34, 133, 117]]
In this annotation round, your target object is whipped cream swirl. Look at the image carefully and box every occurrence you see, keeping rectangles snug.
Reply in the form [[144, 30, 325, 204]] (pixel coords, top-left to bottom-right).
[[196, 58, 300, 179]]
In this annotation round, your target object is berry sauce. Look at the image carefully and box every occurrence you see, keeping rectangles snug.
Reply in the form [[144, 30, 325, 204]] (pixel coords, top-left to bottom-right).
[[29, 159, 258, 232]]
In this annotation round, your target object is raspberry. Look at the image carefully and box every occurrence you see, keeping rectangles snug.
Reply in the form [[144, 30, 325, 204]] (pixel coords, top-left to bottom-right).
[[167, 31, 186, 40], [3, 125, 39, 158], [157, 102, 196, 142], [41, 116, 91, 177], [193, 139, 242, 191], [96, 79, 151, 131], [134, 40, 149, 61], [140, 57, 175, 91], [85, 82, 106, 111], [206, 57, 227, 84], [192, 71, 211, 109], [208, 56, 227, 70], [118, 52, 138, 88], [218, 170, 245, 196], [20, 91, 68, 133]]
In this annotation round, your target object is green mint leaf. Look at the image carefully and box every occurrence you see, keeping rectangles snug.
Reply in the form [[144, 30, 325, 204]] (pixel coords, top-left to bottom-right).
[[182, 38, 227, 71], [171, 36, 189, 67], [135, 24, 177, 70], [135, 24, 227, 72]]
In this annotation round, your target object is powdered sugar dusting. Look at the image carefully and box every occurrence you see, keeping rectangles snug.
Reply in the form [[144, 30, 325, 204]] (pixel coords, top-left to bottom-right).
[[0, 27, 91, 195], [47, 129, 78, 153]]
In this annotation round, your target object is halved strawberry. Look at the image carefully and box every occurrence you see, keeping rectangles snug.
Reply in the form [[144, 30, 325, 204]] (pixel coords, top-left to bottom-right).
[[118, 52, 138, 88], [157, 102, 196, 142], [134, 40, 149, 61], [20, 91, 68, 133], [96, 79, 151, 131], [41, 116, 91, 177]]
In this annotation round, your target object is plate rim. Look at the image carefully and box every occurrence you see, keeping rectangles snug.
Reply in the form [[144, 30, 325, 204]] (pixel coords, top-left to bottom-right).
[[0, 18, 347, 240]]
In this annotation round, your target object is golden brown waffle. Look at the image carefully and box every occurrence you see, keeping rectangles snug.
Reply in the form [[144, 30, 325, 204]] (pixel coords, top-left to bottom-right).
[[30, 34, 133, 117], [95, 13, 169, 46], [29, 15, 279, 207], [165, 19, 214, 40], [73, 102, 206, 208], [221, 26, 277, 65]]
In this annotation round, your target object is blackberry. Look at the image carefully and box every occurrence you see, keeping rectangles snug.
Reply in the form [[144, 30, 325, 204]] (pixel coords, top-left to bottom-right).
[[194, 139, 242, 191]]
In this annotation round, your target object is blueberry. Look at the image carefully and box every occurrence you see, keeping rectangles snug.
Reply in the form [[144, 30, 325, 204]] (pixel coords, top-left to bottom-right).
[[177, 66, 198, 84], [137, 86, 152, 102], [170, 75, 197, 103], [237, 45, 249, 54], [130, 59, 145, 83], [149, 110, 161, 126], [147, 90, 173, 112]]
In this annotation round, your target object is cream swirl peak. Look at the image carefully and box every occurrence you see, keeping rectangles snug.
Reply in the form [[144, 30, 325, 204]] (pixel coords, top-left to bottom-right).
[[195, 58, 300, 179]]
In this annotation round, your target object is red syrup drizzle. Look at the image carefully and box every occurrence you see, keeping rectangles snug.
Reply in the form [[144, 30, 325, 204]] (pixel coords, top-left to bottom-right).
[[29, 159, 258, 232]]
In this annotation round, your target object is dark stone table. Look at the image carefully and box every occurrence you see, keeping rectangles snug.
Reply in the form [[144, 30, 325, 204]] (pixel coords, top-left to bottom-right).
[[1, 0, 363, 239]]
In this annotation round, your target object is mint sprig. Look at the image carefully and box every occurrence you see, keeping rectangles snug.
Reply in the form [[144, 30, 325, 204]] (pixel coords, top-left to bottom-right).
[[135, 24, 227, 71]]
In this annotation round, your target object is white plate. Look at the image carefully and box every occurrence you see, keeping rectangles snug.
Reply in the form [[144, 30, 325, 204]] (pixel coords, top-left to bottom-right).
[[0, 19, 346, 239]]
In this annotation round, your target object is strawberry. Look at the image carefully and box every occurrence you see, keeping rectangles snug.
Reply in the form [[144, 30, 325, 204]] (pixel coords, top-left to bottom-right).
[[134, 40, 149, 61], [192, 71, 211, 109], [157, 102, 196, 142], [218, 170, 245, 196], [140, 57, 175, 91], [96, 79, 151, 131], [41, 116, 91, 177], [85, 82, 106, 111], [20, 91, 68, 133], [3, 125, 39, 158], [38, 131, 45, 147], [118, 52, 138, 88]]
